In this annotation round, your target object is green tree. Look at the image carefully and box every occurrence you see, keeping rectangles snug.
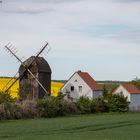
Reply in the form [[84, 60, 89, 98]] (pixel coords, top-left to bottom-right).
[[105, 93, 129, 112], [103, 84, 108, 97], [131, 77, 140, 89]]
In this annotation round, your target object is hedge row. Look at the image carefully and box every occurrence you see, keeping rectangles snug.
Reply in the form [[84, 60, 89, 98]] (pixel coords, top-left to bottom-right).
[[0, 94, 129, 120]]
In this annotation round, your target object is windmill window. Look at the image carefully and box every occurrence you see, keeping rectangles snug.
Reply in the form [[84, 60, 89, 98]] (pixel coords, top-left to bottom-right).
[[24, 71, 28, 79], [71, 86, 74, 92]]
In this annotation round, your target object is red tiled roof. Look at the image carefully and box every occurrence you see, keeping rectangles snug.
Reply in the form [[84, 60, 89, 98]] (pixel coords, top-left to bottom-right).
[[122, 83, 140, 94], [77, 70, 102, 91]]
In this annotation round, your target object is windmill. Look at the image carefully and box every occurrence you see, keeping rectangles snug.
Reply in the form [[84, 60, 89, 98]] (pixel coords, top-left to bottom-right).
[[3, 42, 52, 99]]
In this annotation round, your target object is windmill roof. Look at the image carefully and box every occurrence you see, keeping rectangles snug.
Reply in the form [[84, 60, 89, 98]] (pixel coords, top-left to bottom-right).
[[19, 56, 51, 73]]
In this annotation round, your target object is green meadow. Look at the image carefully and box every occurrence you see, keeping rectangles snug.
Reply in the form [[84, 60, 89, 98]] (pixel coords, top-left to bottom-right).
[[0, 113, 140, 140]]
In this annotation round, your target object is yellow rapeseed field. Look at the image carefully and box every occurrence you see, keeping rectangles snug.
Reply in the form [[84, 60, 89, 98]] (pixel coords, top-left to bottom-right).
[[0, 78, 64, 98], [51, 82, 64, 96], [0, 78, 19, 98]]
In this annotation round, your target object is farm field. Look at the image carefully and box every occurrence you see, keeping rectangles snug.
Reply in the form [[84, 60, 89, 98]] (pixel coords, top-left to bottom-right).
[[0, 113, 140, 140], [0, 77, 64, 98]]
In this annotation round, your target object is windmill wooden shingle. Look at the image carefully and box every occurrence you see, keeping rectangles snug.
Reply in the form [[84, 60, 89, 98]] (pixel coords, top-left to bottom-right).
[[19, 56, 52, 99]]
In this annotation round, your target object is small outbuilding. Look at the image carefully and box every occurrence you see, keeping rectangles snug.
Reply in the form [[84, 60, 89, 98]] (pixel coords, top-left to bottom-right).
[[19, 56, 52, 99], [61, 70, 103, 101], [113, 83, 140, 111]]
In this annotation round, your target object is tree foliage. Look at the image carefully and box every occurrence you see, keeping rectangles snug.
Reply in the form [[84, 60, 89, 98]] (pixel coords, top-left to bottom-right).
[[105, 93, 129, 112], [0, 91, 14, 104], [131, 77, 140, 90], [103, 84, 108, 97]]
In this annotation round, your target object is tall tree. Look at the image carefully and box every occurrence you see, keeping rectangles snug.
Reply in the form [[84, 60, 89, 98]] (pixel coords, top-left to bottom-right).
[[131, 77, 140, 90]]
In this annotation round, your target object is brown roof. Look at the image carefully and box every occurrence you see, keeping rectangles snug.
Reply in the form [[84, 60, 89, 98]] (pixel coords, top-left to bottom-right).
[[77, 70, 102, 91], [122, 83, 140, 94]]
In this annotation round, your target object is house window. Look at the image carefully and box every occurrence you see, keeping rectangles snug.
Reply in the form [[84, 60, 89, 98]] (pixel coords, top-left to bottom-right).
[[120, 91, 123, 95], [71, 86, 74, 92], [79, 86, 82, 93], [74, 79, 78, 82]]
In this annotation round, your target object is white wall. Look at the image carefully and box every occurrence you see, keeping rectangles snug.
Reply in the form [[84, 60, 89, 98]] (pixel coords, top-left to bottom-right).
[[61, 73, 93, 100], [113, 85, 131, 101], [93, 91, 103, 98], [130, 94, 140, 111]]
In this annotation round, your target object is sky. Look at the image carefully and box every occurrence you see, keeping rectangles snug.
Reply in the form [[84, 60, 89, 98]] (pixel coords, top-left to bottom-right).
[[0, 0, 140, 81]]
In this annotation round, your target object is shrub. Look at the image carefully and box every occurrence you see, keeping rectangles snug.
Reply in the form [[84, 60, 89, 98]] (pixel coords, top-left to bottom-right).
[[0, 93, 129, 120], [0, 100, 38, 120], [91, 97, 108, 113], [19, 100, 38, 118], [37, 97, 61, 118], [10, 103, 22, 119], [37, 96, 79, 118], [75, 96, 91, 114], [59, 99, 79, 115], [0, 91, 14, 104], [105, 93, 129, 112], [0, 102, 20, 120], [0, 103, 8, 120]]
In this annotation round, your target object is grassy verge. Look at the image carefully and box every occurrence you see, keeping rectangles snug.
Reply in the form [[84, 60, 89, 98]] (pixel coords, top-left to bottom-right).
[[0, 113, 140, 140]]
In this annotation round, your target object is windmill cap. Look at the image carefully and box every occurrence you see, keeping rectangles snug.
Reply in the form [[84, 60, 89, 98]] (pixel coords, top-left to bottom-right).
[[19, 56, 52, 73]]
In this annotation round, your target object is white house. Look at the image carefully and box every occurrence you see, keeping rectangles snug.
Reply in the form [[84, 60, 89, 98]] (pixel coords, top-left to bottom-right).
[[113, 83, 140, 111], [61, 70, 103, 101]]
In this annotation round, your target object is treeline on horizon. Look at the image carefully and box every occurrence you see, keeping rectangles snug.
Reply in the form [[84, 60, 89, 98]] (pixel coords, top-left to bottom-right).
[[0, 76, 135, 83], [1, 76, 140, 92]]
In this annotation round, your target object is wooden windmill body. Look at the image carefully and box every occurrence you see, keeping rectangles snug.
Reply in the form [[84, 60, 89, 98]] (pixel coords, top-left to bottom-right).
[[19, 56, 52, 99]]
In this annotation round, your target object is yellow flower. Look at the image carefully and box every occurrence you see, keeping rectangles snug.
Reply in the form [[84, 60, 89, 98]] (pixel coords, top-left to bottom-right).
[[0, 78, 64, 98]]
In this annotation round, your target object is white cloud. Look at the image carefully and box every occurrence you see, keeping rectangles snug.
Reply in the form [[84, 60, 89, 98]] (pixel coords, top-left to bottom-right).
[[0, 0, 140, 80]]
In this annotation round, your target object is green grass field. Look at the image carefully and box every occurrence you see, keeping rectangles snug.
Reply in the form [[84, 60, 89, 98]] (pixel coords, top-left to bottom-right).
[[0, 113, 140, 140]]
